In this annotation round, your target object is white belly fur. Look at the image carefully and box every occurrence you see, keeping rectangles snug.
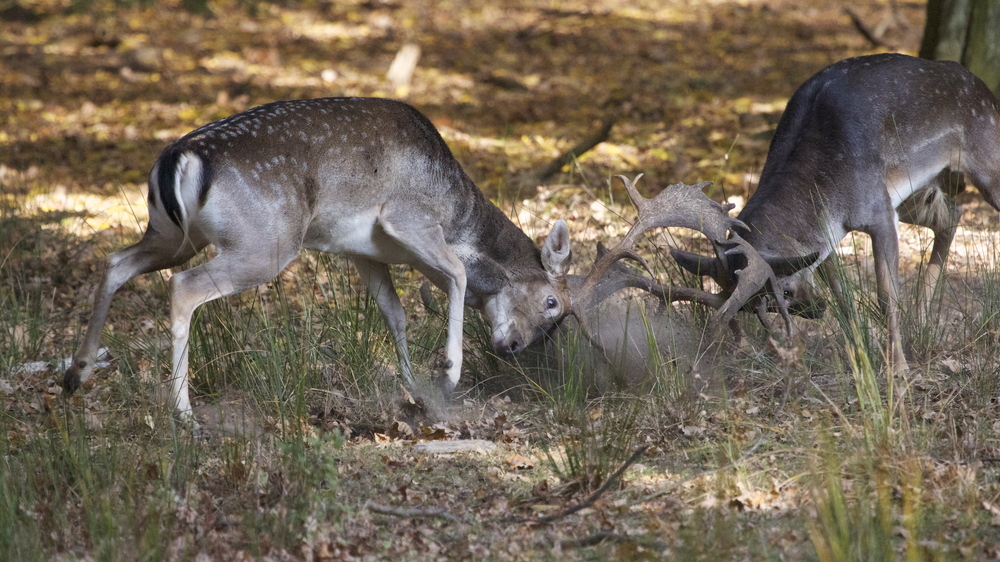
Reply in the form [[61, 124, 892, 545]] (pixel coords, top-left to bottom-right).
[[303, 210, 416, 264], [885, 133, 961, 209]]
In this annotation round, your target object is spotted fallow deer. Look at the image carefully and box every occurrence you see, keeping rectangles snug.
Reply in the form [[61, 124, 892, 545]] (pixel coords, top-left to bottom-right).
[[64, 97, 572, 422], [671, 53, 1000, 372]]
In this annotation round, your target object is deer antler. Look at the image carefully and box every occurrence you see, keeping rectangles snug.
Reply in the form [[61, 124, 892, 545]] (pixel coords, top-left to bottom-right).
[[714, 230, 794, 336], [571, 174, 792, 344], [582, 242, 728, 311]]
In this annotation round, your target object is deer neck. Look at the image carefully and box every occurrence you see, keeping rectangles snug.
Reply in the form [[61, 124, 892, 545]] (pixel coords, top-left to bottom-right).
[[739, 168, 843, 263], [445, 179, 545, 302]]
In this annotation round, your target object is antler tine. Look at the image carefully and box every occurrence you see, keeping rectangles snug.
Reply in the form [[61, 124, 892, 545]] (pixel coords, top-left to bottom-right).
[[587, 242, 729, 310], [615, 173, 645, 211]]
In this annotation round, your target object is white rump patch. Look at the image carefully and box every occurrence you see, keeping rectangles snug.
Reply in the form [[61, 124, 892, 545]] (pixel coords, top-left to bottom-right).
[[175, 152, 204, 223]]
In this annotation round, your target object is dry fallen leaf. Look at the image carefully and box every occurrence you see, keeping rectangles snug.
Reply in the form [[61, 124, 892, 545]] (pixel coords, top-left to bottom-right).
[[421, 426, 447, 441], [387, 420, 414, 440], [681, 425, 706, 436], [505, 452, 534, 470]]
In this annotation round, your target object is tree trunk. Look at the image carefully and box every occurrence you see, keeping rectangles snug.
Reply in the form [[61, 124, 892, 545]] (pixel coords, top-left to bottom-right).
[[920, 0, 1000, 95], [963, 0, 1000, 94]]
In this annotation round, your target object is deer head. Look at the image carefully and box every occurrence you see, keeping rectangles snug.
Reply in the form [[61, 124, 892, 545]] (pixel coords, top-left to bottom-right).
[[670, 246, 824, 319]]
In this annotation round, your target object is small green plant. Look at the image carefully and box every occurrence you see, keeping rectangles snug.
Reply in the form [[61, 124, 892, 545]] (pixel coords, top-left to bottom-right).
[[975, 268, 1000, 346], [901, 269, 951, 365], [817, 250, 899, 449], [527, 323, 595, 417], [846, 319, 894, 452], [806, 442, 945, 562], [540, 394, 642, 493], [245, 430, 345, 552], [178, 252, 409, 423], [807, 454, 895, 562], [315, 255, 415, 398], [459, 306, 530, 397], [0, 410, 202, 561], [0, 281, 50, 374]]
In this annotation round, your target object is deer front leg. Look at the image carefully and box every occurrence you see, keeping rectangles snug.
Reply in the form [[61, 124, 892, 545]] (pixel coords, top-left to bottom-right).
[[378, 219, 468, 398], [439, 270, 467, 397], [869, 224, 908, 374], [352, 256, 414, 385]]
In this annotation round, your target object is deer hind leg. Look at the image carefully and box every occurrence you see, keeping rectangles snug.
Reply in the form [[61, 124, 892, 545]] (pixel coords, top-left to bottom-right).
[[352, 256, 414, 385], [167, 247, 298, 422], [867, 218, 908, 374], [896, 172, 962, 315], [922, 203, 960, 311], [65, 229, 202, 393], [376, 219, 467, 397]]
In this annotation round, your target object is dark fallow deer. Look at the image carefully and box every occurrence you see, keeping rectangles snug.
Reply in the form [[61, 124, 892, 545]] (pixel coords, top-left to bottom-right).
[[64, 98, 572, 424], [672, 53, 1000, 373]]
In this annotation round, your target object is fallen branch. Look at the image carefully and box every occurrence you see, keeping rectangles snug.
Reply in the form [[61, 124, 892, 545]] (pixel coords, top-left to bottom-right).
[[527, 115, 617, 185], [386, 42, 421, 89], [367, 501, 460, 523], [532, 445, 648, 525]]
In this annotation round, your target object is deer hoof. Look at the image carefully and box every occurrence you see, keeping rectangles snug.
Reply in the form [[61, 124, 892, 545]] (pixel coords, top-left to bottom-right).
[[175, 411, 203, 438], [439, 377, 456, 401], [190, 422, 204, 440], [63, 366, 83, 394]]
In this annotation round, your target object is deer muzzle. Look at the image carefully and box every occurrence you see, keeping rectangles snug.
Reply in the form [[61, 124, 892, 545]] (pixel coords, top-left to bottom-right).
[[493, 329, 525, 356], [787, 298, 826, 320]]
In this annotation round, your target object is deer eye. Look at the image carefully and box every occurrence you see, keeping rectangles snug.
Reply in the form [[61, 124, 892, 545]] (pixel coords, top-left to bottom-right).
[[545, 296, 559, 310], [783, 290, 793, 298]]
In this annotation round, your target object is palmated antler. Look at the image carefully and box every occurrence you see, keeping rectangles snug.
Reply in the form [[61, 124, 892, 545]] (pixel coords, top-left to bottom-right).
[[571, 174, 792, 344], [713, 230, 794, 337]]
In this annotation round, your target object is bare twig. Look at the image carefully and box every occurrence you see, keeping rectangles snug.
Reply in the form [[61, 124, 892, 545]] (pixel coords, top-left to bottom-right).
[[844, 8, 891, 48], [527, 116, 617, 185], [367, 501, 460, 523], [386, 42, 421, 89], [539, 182, 601, 203], [533, 445, 648, 525]]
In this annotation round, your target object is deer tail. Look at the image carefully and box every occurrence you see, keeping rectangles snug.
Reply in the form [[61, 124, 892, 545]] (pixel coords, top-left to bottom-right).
[[149, 146, 210, 252]]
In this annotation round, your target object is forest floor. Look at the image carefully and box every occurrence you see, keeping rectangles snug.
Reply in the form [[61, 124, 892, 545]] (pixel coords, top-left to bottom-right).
[[4, 0, 1000, 559]]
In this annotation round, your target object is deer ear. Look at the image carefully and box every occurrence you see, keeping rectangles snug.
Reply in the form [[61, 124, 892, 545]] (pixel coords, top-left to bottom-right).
[[541, 219, 571, 278], [764, 253, 820, 276], [670, 248, 725, 285]]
